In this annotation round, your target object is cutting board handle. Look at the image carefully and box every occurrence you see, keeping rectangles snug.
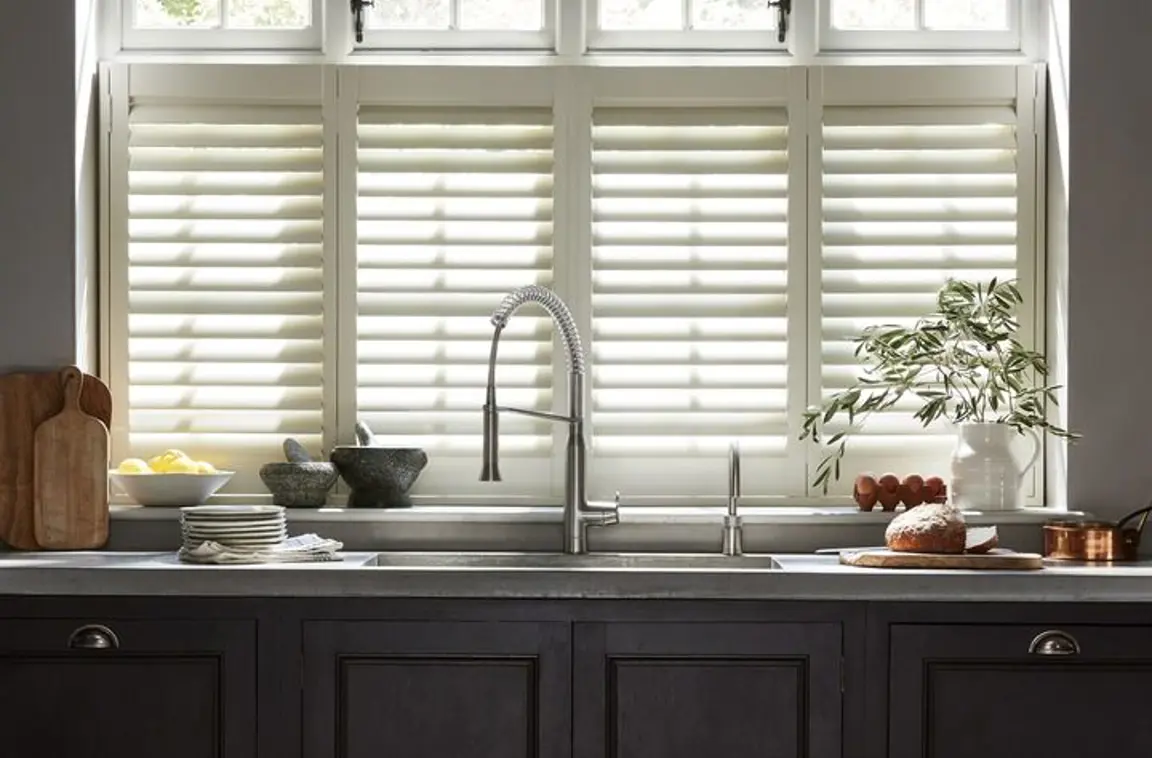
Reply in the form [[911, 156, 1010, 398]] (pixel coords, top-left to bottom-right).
[[60, 367, 83, 411]]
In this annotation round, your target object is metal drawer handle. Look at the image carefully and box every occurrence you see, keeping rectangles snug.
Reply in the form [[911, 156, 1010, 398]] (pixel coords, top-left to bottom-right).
[[68, 625, 120, 651], [1029, 630, 1081, 657]]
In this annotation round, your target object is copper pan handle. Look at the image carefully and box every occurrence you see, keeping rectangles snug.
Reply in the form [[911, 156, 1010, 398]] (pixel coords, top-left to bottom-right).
[[1029, 630, 1081, 656], [1115, 502, 1152, 534]]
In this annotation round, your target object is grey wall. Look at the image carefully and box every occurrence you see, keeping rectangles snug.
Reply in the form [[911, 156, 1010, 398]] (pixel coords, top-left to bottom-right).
[[1067, 1, 1152, 521], [0, 0, 82, 374]]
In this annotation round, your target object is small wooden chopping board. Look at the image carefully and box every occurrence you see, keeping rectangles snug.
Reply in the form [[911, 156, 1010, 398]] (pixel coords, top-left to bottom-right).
[[840, 548, 1043, 571], [32, 367, 110, 550], [0, 369, 111, 549]]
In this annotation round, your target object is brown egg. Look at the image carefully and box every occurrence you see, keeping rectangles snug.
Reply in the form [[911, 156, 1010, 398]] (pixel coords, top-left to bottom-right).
[[854, 475, 879, 511], [878, 488, 902, 511], [923, 476, 946, 503], [878, 473, 900, 492], [902, 474, 925, 507]]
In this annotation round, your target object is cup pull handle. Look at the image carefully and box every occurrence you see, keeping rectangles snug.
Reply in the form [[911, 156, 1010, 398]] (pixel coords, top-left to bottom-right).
[[1028, 630, 1080, 656], [68, 624, 120, 651]]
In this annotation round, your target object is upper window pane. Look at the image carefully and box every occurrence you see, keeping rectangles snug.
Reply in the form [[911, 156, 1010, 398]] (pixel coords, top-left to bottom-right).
[[460, 0, 542, 29], [227, 0, 312, 28], [134, 0, 222, 28], [830, 0, 915, 30], [600, 0, 683, 31], [923, 0, 1009, 30], [830, 0, 1009, 31], [369, 0, 543, 30], [133, 0, 310, 29], [369, 0, 450, 29], [602, 0, 778, 31], [692, 0, 776, 30]]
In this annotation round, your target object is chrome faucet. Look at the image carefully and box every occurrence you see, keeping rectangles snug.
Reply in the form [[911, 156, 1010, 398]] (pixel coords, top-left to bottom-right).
[[481, 285, 619, 554], [722, 442, 743, 556]]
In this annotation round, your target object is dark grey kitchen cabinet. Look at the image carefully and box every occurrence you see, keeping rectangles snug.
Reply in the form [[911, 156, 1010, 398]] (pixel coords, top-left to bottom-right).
[[0, 617, 257, 758], [887, 624, 1152, 758], [302, 620, 572, 758], [573, 621, 843, 758]]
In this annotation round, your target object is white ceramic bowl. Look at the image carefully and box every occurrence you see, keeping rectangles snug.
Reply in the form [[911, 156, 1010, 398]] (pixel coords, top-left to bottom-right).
[[110, 471, 235, 507]]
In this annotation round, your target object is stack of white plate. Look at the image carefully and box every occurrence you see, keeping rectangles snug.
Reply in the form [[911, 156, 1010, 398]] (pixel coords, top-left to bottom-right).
[[180, 505, 287, 551]]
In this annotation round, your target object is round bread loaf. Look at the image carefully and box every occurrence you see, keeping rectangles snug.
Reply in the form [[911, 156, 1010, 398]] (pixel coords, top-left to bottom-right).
[[885, 503, 967, 554]]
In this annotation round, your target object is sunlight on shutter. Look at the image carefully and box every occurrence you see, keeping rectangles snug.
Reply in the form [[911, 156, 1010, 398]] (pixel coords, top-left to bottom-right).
[[126, 105, 326, 490], [590, 107, 790, 495], [356, 107, 555, 495], [821, 105, 1019, 485]]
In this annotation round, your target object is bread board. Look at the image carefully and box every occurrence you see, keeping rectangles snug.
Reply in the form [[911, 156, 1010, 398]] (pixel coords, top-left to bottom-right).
[[0, 369, 112, 549], [33, 368, 110, 550], [840, 548, 1044, 571]]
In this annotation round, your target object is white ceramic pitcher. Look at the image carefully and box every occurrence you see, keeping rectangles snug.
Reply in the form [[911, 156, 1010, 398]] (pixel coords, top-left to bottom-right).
[[950, 422, 1040, 511]]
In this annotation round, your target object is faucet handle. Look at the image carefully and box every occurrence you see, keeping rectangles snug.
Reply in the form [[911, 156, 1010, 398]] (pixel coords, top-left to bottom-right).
[[614, 490, 621, 507]]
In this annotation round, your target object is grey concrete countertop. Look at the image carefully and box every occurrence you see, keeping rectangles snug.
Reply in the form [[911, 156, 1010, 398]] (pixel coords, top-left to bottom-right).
[[1, 551, 1152, 602]]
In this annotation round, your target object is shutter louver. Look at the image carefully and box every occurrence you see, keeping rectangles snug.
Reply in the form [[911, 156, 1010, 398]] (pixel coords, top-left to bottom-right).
[[590, 107, 791, 495], [356, 107, 556, 496], [125, 105, 326, 492], [820, 105, 1019, 485]]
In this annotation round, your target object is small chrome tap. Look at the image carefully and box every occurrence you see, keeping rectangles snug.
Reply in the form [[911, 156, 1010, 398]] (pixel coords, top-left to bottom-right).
[[480, 285, 619, 555], [722, 442, 743, 556]]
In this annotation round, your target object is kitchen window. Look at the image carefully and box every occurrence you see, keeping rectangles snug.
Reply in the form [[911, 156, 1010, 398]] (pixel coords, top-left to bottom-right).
[[820, 0, 1026, 51], [100, 0, 1045, 506], [121, 0, 323, 49]]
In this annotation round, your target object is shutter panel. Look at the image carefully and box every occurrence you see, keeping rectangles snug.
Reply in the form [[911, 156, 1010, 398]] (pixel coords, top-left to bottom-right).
[[356, 106, 556, 496], [590, 106, 792, 497], [125, 104, 326, 493], [820, 104, 1020, 488]]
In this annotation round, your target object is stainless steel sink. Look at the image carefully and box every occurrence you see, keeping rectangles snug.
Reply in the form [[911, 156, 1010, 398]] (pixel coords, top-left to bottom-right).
[[368, 552, 783, 572]]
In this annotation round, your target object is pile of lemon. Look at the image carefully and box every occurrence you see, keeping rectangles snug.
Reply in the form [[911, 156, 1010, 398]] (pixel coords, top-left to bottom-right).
[[117, 449, 217, 475]]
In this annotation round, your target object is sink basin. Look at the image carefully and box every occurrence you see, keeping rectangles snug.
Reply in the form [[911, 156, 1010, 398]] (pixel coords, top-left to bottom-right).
[[368, 552, 783, 572]]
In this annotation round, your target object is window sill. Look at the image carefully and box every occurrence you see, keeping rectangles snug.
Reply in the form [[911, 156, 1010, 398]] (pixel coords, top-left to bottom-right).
[[111, 504, 1081, 525], [107, 504, 1083, 553]]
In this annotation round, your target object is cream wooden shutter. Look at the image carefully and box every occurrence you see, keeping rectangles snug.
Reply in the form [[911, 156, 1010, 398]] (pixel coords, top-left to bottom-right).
[[814, 66, 1040, 499], [589, 103, 797, 499], [355, 104, 556, 497], [109, 64, 328, 496]]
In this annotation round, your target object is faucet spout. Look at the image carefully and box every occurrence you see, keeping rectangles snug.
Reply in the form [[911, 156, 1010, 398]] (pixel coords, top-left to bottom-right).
[[723, 442, 743, 556], [481, 286, 619, 554]]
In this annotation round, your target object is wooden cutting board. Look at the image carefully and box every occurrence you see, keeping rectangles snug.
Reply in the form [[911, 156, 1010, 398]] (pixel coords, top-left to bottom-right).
[[0, 369, 112, 550], [840, 548, 1044, 571], [32, 368, 110, 550]]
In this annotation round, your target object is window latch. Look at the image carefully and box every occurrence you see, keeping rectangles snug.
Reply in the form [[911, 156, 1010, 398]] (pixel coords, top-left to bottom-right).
[[351, 0, 374, 43], [767, 0, 791, 44]]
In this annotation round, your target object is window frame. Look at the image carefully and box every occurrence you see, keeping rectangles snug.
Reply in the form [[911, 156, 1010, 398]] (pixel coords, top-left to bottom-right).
[[818, 0, 1027, 53], [119, 0, 324, 51], [99, 59, 1046, 506]]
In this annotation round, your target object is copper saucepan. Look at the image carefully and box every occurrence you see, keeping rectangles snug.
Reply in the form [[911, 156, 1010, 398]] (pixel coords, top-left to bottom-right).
[[1043, 504, 1152, 562]]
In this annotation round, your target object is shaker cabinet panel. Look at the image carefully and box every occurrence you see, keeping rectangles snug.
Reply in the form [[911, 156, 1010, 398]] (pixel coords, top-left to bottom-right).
[[888, 624, 1152, 758], [302, 620, 571, 758], [0, 618, 257, 758], [573, 622, 842, 758]]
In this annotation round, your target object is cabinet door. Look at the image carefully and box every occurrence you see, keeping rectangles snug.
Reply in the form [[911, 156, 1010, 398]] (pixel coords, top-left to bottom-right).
[[889, 624, 1152, 758], [303, 620, 571, 758], [574, 622, 842, 758], [0, 618, 257, 758]]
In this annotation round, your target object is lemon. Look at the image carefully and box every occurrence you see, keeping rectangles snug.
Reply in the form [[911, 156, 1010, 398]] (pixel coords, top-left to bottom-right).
[[148, 449, 193, 473], [117, 458, 152, 474], [196, 461, 217, 474], [164, 457, 201, 474]]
